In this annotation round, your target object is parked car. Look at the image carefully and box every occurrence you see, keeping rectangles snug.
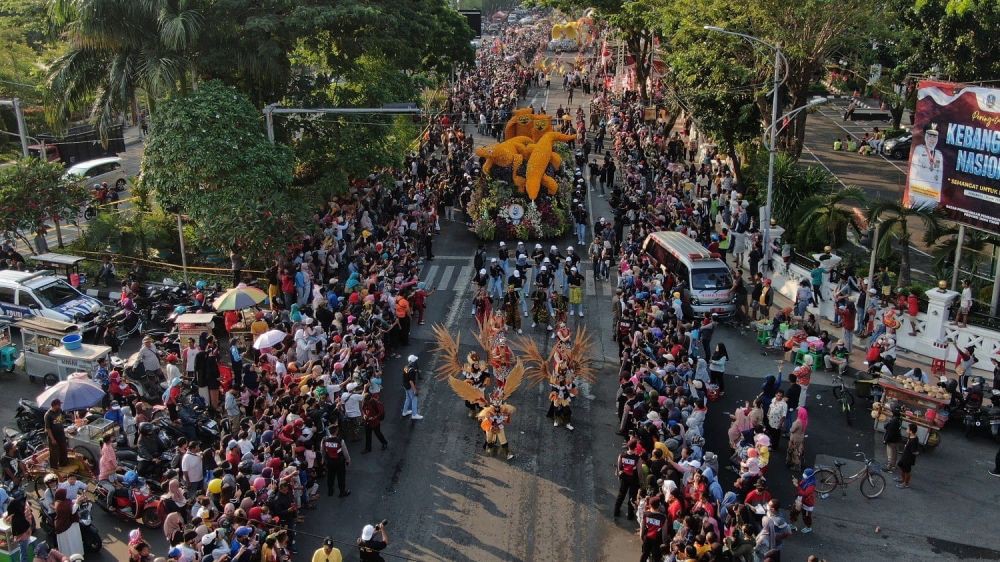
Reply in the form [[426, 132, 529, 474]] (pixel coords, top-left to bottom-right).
[[0, 270, 103, 330], [63, 157, 130, 191], [882, 134, 912, 160]]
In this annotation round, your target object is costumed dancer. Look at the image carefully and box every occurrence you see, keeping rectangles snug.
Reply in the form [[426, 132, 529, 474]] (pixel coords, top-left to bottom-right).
[[547, 366, 579, 431], [461, 352, 490, 417], [446, 361, 526, 461]]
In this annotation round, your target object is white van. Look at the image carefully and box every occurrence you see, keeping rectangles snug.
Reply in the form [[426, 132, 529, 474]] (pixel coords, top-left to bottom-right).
[[0, 270, 103, 330], [642, 231, 736, 316], [63, 157, 130, 191]]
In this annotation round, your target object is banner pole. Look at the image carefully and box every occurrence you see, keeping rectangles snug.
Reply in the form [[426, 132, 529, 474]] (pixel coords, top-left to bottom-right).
[[950, 224, 965, 291]]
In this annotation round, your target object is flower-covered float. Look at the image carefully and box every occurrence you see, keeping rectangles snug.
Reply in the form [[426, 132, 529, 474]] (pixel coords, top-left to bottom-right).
[[469, 108, 574, 240]]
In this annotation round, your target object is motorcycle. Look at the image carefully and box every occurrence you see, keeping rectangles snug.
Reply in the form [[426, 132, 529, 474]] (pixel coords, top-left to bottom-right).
[[35, 496, 103, 554], [15, 398, 46, 433], [153, 404, 219, 446], [92, 472, 164, 529], [2, 426, 45, 459], [963, 389, 1000, 442]]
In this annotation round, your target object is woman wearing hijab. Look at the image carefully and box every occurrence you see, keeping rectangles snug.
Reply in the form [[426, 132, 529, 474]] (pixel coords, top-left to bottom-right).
[[98, 433, 118, 481], [708, 342, 729, 394], [53, 489, 82, 555], [786, 407, 809, 472], [759, 374, 780, 415], [163, 478, 188, 521], [790, 467, 817, 533]]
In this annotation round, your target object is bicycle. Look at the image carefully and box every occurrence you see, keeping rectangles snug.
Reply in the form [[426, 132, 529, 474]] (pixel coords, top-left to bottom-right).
[[830, 371, 856, 426], [813, 452, 886, 499]]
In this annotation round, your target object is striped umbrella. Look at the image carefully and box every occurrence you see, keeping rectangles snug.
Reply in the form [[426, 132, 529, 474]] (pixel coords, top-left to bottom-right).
[[212, 286, 268, 311]]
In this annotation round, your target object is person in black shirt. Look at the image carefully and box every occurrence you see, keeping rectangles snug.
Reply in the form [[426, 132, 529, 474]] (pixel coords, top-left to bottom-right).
[[44, 399, 69, 469], [1, 442, 22, 488], [614, 440, 641, 519], [4, 490, 33, 562], [358, 521, 388, 562]]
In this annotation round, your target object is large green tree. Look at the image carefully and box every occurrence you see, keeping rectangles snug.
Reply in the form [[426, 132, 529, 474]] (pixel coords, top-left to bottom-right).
[[138, 81, 305, 260], [45, 0, 474, 135]]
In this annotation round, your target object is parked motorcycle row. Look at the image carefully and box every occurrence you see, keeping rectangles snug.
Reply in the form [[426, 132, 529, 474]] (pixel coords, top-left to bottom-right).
[[1, 279, 238, 553]]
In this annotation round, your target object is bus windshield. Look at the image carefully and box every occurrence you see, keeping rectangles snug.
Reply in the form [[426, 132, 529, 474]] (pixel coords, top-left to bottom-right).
[[691, 268, 732, 291]]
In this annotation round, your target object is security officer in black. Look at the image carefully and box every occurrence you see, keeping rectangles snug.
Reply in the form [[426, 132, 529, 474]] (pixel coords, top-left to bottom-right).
[[614, 439, 641, 519], [322, 424, 351, 497]]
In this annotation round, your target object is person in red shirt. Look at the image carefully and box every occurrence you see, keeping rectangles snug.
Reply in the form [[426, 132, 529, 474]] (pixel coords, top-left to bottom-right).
[[906, 291, 920, 336], [744, 478, 772, 509], [640, 496, 667, 562], [790, 468, 817, 533]]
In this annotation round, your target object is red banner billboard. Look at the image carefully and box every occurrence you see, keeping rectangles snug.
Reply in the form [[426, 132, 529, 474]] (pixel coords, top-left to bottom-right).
[[904, 80, 1000, 233]]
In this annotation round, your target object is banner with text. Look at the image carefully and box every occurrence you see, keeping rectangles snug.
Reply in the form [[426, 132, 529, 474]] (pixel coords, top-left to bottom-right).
[[904, 80, 1000, 233]]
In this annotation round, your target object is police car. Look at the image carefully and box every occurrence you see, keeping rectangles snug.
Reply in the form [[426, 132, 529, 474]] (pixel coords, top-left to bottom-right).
[[0, 270, 103, 330]]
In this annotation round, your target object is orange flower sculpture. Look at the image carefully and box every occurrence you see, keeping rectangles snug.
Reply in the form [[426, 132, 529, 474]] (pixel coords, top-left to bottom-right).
[[523, 132, 575, 200]]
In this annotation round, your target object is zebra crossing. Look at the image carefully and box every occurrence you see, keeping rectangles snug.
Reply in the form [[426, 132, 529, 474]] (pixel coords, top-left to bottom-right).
[[419, 261, 616, 297]]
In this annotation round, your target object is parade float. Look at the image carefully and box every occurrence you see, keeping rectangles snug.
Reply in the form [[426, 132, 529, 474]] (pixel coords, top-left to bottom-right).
[[469, 108, 575, 240]]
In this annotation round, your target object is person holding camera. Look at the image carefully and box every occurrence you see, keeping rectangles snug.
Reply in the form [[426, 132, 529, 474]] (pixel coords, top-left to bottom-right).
[[358, 521, 388, 562]]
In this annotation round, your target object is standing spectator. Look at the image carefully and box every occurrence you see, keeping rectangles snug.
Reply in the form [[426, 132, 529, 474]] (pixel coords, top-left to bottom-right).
[[401, 356, 423, 420], [361, 393, 388, 453], [766, 390, 787, 451], [786, 407, 808, 472], [883, 407, 903, 474], [954, 279, 972, 327], [895, 423, 919, 489], [312, 538, 342, 562], [789, 468, 817, 533], [181, 442, 204, 493], [44, 399, 69, 469]]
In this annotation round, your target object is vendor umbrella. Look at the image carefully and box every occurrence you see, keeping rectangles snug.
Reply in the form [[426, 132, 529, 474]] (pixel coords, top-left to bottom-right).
[[213, 286, 268, 311], [36, 376, 105, 410], [254, 329, 287, 350]]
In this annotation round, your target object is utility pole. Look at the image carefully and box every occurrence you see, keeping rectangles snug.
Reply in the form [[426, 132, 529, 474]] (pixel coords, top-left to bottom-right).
[[0, 98, 30, 157], [262, 105, 423, 144]]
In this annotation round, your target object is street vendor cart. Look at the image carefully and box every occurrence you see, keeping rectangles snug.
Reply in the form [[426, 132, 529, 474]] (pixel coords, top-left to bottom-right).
[[26, 253, 88, 287], [65, 417, 117, 469], [872, 375, 951, 448], [174, 313, 215, 371], [15, 317, 112, 386]]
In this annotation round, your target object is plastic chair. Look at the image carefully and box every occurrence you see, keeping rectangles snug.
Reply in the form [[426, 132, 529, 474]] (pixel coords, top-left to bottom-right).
[[757, 329, 771, 345], [793, 349, 810, 366]]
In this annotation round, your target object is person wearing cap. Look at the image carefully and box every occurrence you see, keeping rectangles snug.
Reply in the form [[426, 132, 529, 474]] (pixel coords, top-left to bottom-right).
[[312, 537, 343, 562], [401, 356, 423, 420], [44, 399, 69, 469], [497, 241, 510, 277], [487, 257, 504, 302], [567, 265, 584, 317], [139, 335, 164, 380], [229, 525, 257, 561], [357, 521, 388, 562]]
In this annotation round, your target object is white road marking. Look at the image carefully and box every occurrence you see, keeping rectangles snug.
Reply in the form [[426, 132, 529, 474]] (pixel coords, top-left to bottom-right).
[[444, 264, 473, 328]]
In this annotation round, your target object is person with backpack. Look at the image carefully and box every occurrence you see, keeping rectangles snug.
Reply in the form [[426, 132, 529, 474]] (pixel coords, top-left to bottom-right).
[[322, 424, 351, 498]]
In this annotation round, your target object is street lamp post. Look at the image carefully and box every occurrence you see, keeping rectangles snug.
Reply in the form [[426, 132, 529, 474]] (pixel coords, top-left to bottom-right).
[[703, 26, 787, 266]]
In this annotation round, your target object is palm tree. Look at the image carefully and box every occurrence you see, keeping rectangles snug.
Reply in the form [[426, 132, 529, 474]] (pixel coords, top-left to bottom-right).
[[794, 186, 867, 251], [931, 226, 998, 282], [866, 200, 943, 287], [46, 0, 203, 136]]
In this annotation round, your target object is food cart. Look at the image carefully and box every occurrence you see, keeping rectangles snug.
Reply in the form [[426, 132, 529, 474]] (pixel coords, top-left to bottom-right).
[[15, 317, 112, 386], [66, 416, 118, 469], [26, 252, 88, 287], [872, 375, 951, 448], [174, 313, 215, 370]]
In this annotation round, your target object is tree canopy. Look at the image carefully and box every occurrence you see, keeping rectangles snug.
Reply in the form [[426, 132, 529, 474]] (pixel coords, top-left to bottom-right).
[[0, 157, 87, 247], [138, 80, 305, 260]]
